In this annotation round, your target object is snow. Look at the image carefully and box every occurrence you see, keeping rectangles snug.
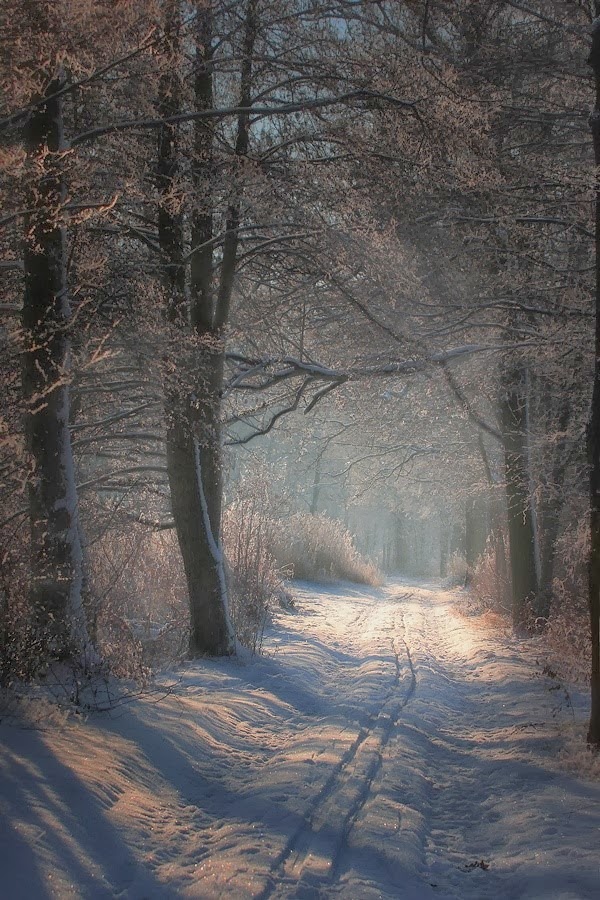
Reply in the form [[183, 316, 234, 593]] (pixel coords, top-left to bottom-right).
[[193, 438, 234, 651], [1, 579, 600, 899]]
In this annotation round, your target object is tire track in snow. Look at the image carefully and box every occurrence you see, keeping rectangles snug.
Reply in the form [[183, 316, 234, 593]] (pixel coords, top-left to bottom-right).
[[257, 594, 417, 898], [328, 629, 417, 882]]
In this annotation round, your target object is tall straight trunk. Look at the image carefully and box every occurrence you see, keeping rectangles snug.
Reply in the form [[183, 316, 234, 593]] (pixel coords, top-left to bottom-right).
[[465, 495, 488, 582], [464, 498, 476, 585], [161, 0, 257, 655], [439, 524, 449, 578], [166, 348, 232, 656], [537, 499, 560, 619], [189, 2, 224, 546], [175, 0, 257, 655], [538, 398, 571, 619], [524, 369, 542, 592], [190, 6, 215, 333], [213, 0, 257, 332], [393, 513, 407, 572], [157, 4, 233, 656], [476, 433, 509, 605], [500, 366, 538, 632], [22, 72, 87, 651], [587, 14, 600, 747], [450, 521, 465, 558]]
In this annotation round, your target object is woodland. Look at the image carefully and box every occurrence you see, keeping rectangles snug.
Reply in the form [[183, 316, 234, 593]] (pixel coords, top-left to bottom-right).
[[2, 0, 600, 757]]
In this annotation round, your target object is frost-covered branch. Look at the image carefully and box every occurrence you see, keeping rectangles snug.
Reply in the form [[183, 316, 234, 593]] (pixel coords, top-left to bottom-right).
[[71, 90, 418, 146]]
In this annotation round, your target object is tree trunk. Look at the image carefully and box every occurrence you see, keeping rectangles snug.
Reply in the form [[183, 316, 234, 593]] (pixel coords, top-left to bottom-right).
[[157, 4, 233, 656], [190, 5, 215, 333], [166, 411, 232, 655], [465, 495, 488, 583], [181, 0, 257, 654], [159, 0, 257, 655], [450, 521, 465, 559], [537, 395, 572, 620], [500, 367, 538, 632], [538, 498, 561, 620], [185, 4, 236, 655], [21, 72, 87, 653], [524, 369, 542, 594], [587, 14, 600, 747], [439, 524, 449, 578]]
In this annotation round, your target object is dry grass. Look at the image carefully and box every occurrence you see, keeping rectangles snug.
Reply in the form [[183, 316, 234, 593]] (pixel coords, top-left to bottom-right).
[[223, 498, 292, 654], [444, 552, 468, 588], [541, 590, 590, 687], [0, 580, 51, 687], [534, 518, 590, 687], [268, 513, 382, 586], [88, 528, 188, 674], [470, 540, 511, 617], [464, 532, 590, 688]]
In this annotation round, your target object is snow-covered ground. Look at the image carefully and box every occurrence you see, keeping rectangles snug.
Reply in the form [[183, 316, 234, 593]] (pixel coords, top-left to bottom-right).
[[1, 580, 599, 899]]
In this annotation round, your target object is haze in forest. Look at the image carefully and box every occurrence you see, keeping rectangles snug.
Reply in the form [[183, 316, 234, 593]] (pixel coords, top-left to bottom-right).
[[2, 2, 600, 897]]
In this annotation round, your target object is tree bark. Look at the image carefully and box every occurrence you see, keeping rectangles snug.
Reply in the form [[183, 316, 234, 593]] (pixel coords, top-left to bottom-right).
[[537, 397, 572, 620], [157, 4, 234, 656], [500, 366, 538, 632], [175, 0, 257, 655], [465, 495, 487, 583], [587, 13, 600, 747], [439, 524, 449, 578], [159, 0, 257, 656], [22, 72, 87, 652]]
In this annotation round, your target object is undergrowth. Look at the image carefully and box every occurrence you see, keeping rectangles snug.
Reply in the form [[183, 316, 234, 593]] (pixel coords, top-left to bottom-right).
[[268, 513, 382, 586], [223, 497, 293, 654]]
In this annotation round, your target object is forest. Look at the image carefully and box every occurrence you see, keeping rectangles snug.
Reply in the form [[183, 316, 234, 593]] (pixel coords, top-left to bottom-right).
[[4, 1, 600, 895], [2, 0, 599, 723]]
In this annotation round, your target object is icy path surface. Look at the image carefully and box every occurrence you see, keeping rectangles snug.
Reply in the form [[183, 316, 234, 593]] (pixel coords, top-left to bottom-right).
[[1, 581, 600, 899]]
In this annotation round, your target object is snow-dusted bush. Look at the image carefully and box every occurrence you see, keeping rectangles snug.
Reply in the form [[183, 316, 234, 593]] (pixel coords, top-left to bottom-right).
[[542, 598, 590, 686], [0, 574, 49, 686], [0, 547, 73, 687], [223, 498, 292, 654], [88, 500, 292, 662], [540, 517, 590, 685], [444, 551, 468, 588], [88, 528, 188, 672], [268, 513, 382, 586], [470, 539, 511, 616]]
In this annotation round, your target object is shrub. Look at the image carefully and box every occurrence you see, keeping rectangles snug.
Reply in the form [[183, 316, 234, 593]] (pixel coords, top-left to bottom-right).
[[540, 517, 590, 685], [223, 497, 292, 654], [268, 513, 382, 586], [542, 594, 590, 686], [0, 580, 49, 687], [87, 528, 189, 672], [470, 537, 512, 616], [444, 551, 468, 588], [0, 548, 61, 687]]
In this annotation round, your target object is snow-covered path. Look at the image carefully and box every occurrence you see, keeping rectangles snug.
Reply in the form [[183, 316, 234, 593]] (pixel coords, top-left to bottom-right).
[[1, 581, 599, 899]]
